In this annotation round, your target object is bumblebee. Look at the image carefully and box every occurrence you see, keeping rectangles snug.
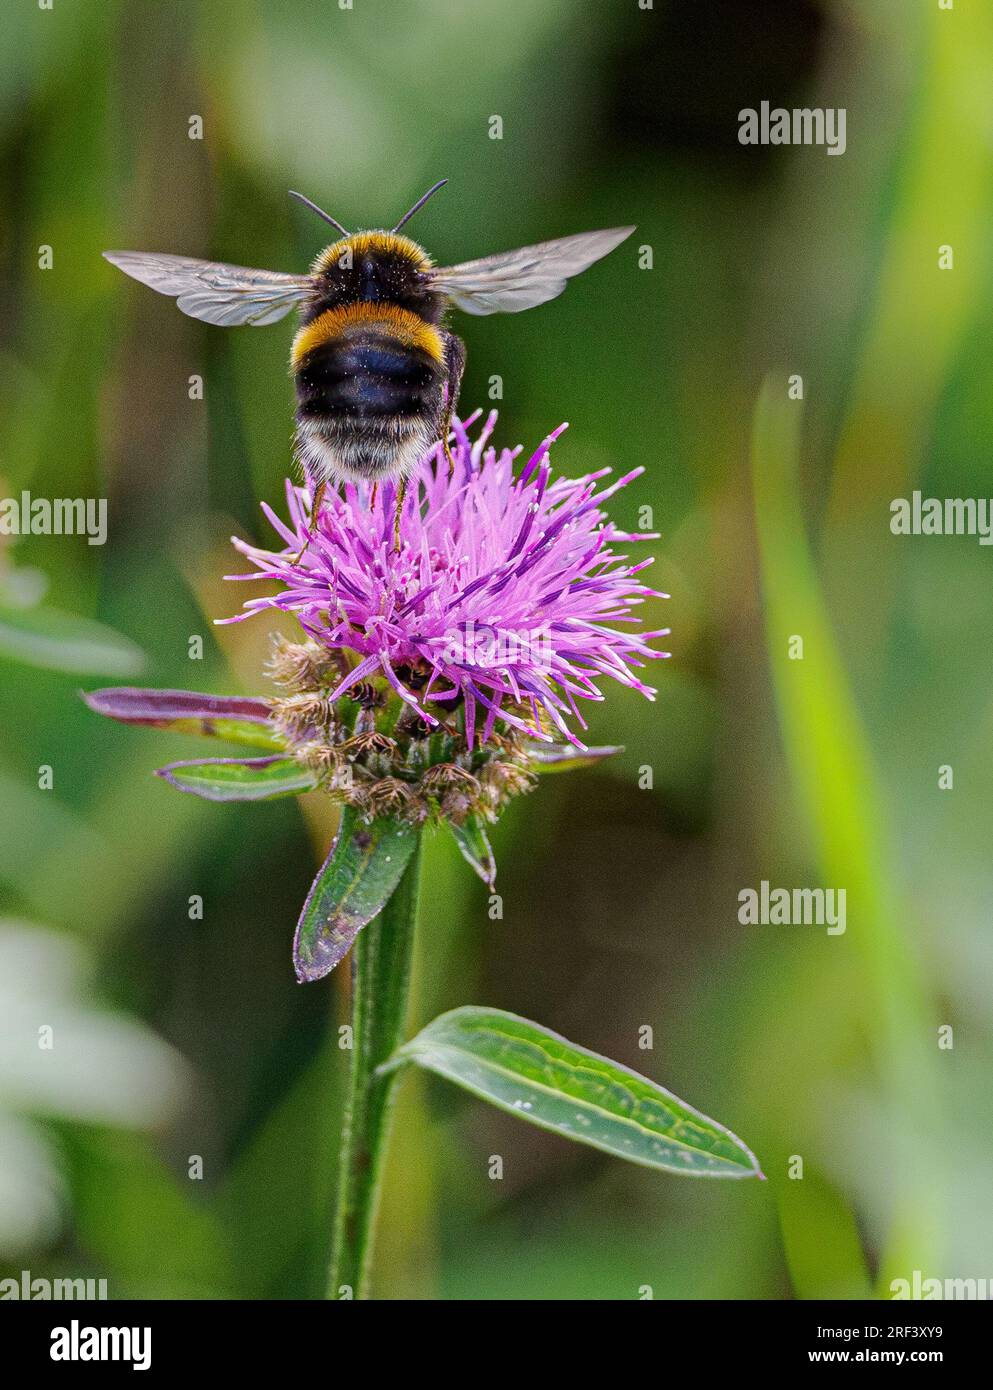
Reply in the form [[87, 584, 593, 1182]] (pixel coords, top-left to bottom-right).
[[104, 181, 634, 545]]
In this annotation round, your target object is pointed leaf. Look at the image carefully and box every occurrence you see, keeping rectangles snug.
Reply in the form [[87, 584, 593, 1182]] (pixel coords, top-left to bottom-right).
[[529, 744, 622, 774], [156, 755, 315, 801], [385, 1007, 763, 1179], [83, 687, 282, 750], [0, 605, 145, 676], [450, 816, 496, 888], [294, 809, 419, 983]]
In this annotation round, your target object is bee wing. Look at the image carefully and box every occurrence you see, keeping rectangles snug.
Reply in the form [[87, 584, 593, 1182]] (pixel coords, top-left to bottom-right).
[[430, 226, 635, 316], [102, 251, 314, 326]]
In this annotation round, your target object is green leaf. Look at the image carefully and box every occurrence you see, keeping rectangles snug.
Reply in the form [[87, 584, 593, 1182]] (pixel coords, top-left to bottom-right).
[[156, 755, 315, 801], [294, 808, 419, 982], [449, 815, 496, 887], [0, 604, 145, 676], [385, 1007, 763, 1179], [528, 744, 622, 774]]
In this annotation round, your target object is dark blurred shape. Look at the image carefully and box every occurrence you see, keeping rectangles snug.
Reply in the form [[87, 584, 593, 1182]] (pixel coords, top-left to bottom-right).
[[603, 0, 827, 169]]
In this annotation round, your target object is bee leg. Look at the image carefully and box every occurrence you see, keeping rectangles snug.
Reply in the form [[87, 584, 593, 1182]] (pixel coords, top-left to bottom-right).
[[289, 535, 312, 567], [393, 476, 408, 554], [441, 406, 456, 477], [290, 480, 327, 566], [440, 331, 466, 478]]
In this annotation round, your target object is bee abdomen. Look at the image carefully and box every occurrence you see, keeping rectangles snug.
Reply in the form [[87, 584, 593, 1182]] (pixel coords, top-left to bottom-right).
[[297, 335, 440, 419], [291, 303, 446, 484]]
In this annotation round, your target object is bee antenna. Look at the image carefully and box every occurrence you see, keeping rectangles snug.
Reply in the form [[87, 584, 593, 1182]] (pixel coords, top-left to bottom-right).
[[288, 191, 350, 238], [391, 179, 448, 233]]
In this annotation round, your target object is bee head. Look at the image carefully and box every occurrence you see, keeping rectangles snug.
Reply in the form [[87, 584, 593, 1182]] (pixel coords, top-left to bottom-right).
[[292, 182, 447, 277]]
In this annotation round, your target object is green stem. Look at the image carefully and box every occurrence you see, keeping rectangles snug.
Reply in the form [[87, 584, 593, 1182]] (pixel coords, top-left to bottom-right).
[[327, 828, 422, 1299]]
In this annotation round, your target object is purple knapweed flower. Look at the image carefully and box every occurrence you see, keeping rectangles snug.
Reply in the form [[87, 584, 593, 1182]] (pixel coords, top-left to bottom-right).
[[82, 411, 670, 966], [221, 410, 668, 750]]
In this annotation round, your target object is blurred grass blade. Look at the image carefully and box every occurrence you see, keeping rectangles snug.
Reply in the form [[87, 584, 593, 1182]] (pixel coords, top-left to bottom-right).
[[384, 1007, 763, 1179], [528, 743, 622, 773], [449, 815, 496, 887], [294, 808, 419, 983], [751, 377, 938, 1284], [156, 755, 314, 801], [0, 604, 144, 675], [83, 686, 281, 749], [750, 380, 932, 1072]]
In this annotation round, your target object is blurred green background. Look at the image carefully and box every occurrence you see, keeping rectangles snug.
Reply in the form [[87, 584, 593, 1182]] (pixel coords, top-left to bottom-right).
[[2, 0, 991, 1300]]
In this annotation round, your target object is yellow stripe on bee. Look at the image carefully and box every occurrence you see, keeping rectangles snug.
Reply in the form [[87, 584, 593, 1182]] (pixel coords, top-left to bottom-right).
[[311, 231, 434, 276], [291, 302, 444, 367]]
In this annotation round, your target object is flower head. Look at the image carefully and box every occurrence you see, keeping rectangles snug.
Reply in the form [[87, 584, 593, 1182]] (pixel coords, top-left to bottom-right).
[[83, 413, 669, 961], [223, 411, 668, 755]]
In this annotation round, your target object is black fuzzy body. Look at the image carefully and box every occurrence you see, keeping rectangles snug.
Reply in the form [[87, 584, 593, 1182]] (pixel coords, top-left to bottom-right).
[[291, 234, 462, 486]]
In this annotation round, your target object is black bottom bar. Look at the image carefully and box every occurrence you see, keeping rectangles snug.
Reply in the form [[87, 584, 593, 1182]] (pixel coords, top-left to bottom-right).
[[0, 1296, 979, 1375]]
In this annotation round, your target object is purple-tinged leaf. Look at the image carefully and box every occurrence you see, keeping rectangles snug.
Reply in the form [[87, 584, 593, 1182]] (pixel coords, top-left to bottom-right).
[[156, 755, 315, 801], [450, 816, 496, 888], [528, 743, 622, 773], [294, 808, 419, 983], [82, 686, 282, 750]]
